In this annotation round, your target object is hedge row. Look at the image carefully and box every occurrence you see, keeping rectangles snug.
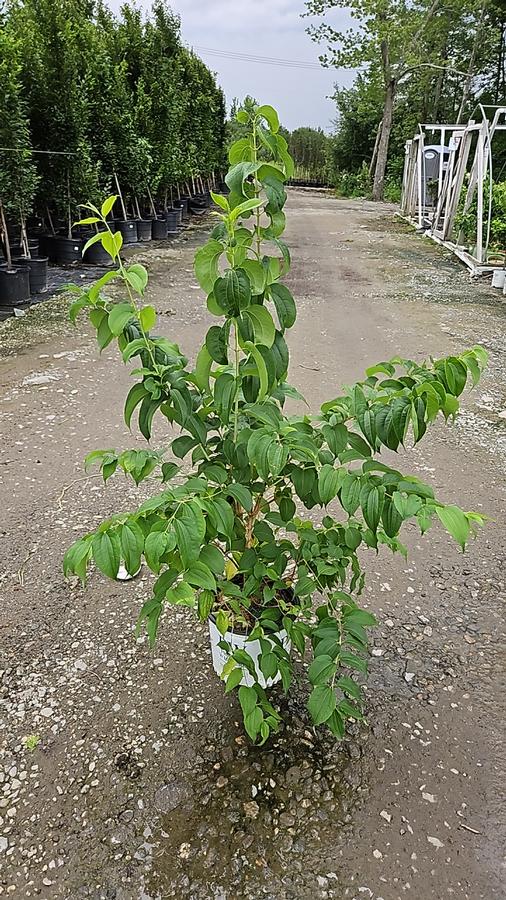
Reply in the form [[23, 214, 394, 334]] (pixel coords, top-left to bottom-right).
[[0, 0, 226, 227]]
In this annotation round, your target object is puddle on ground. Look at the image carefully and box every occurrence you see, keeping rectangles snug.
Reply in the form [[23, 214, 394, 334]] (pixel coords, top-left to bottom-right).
[[147, 699, 367, 900]]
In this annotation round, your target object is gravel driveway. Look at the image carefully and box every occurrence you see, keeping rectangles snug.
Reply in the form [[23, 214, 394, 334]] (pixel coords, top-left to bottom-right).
[[0, 191, 505, 900]]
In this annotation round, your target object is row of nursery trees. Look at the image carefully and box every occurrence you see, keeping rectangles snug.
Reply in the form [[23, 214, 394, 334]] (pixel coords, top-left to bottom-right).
[[0, 0, 226, 235], [305, 0, 506, 200]]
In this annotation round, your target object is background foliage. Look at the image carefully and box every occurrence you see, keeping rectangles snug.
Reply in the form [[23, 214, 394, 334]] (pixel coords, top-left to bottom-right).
[[306, 0, 506, 200], [0, 0, 226, 227]]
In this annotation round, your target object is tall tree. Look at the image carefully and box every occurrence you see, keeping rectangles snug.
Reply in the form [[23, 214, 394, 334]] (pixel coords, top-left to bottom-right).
[[305, 0, 490, 200]]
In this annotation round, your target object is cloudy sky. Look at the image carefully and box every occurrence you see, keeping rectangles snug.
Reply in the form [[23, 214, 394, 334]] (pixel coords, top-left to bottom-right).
[[106, 1, 354, 131]]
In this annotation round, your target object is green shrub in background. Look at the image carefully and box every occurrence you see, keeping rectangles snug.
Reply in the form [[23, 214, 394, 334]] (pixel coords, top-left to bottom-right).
[[1, 0, 226, 228]]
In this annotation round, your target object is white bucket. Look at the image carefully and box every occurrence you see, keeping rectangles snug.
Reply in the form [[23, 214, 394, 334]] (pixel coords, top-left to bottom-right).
[[208, 617, 291, 688], [492, 269, 506, 289], [116, 563, 142, 581]]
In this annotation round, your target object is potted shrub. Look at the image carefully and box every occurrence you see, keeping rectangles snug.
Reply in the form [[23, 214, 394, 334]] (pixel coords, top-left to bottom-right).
[[64, 102, 486, 744], [0, 29, 40, 304]]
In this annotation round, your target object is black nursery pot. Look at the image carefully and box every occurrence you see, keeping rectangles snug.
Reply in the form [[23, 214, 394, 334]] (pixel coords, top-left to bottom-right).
[[152, 218, 168, 240], [12, 256, 48, 294], [136, 219, 153, 242], [0, 266, 31, 306], [54, 236, 83, 265], [117, 220, 138, 244], [173, 198, 190, 219], [84, 240, 113, 267], [165, 209, 180, 233]]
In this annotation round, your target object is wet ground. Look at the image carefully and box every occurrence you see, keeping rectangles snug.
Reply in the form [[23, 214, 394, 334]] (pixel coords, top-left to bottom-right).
[[0, 191, 505, 900]]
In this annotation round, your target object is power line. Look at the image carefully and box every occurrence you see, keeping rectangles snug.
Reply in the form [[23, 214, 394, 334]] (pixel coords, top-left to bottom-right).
[[194, 46, 323, 71]]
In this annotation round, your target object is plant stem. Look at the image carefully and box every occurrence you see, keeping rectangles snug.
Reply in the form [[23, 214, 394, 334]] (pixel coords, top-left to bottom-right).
[[233, 319, 240, 442], [251, 115, 262, 260]]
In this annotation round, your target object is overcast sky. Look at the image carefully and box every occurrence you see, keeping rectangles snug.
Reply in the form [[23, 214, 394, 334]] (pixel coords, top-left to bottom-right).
[[105, 1, 354, 131]]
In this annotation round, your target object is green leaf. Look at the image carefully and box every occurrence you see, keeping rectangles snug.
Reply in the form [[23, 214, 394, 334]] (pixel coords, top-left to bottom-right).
[[214, 372, 236, 423], [194, 345, 213, 393], [229, 137, 253, 164], [81, 232, 104, 257], [206, 325, 229, 365], [340, 650, 367, 674], [166, 582, 196, 607], [92, 530, 120, 579], [259, 652, 278, 679], [139, 305, 156, 332], [174, 501, 206, 566], [308, 654, 336, 685], [244, 707, 263, 742], [241, 259, 265, 295], [101, 195, 117, 218], [244, 341, 269, 400], [108, 302, 135, 336], [144, 531, 169, 574], [238, 685, 257, 716], [340, 474, 361, 515], [198, 589, 215, 621], [199, 544, 225, 575], [336, 676, 361, 700], [269, 283, 296, 330], [229, 198, 263, 223], [124, 383, 148, 429], [210, 497, 235, 538], [63, 536, 93, 584], [308, 684, 337, 726], [120, 520, 144, 575], [214, 268, 251, 315], [435, 505, 470, 550], [227, 484, 253, 512], [318, 465, 340, 505], [186, 561, 216, 591], [172, 435, 198, 458], [362, 485, 384, 532], [338, 698, 363, 721], [257, 105, 280, 133], [242, 305, 275, 348], [126, 264, 148, 295], [225, 667, 243, 692], [194, 240, 224, 293], [225, 162, 258, 198], [267, 441, 288, 476], [211, 191, 230, 211]]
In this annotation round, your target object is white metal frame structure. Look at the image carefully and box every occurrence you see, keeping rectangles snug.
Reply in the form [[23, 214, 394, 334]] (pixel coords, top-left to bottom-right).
[[400, 106, 506, 275]]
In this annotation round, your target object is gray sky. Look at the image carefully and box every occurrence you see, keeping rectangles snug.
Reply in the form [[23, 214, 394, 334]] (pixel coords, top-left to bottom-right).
[[105, 1, 354, 131]]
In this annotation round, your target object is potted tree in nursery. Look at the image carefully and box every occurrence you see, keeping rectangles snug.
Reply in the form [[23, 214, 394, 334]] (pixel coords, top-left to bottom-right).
[[0, 29, 39, 307], [64, 102, 487, 744]]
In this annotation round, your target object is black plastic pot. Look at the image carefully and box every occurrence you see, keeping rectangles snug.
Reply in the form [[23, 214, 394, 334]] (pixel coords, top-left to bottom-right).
[[174, 198, 190, 219], [136, 219, 153, 242], [38, 234, 57, 261], [12, 256, 48, 294], [117, 220, 138, 244], [54, 236, 83, 265], [0, 266, 31, 306], [84, 240, 114, 267], [165, 210, 180, 233], [152, 218, 168, 240], [28, 238, 39, 256]]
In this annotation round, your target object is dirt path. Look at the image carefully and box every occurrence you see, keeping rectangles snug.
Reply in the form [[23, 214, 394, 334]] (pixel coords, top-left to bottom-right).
[[0, 192, 505, 900]]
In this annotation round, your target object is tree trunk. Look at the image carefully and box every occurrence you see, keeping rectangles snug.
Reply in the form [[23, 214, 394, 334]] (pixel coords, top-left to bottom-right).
[[372, 79, 396, 201], [368, 121, 382, 178]]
